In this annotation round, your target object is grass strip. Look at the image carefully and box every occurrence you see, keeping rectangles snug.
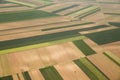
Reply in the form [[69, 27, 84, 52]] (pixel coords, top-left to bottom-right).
[[77, 8, 101, 19], [73, 40, 95, 56], [42, 22, 94, 31], [74, 58, 109, 80], [52, 4, 79, 13], [99, 2, 120, 4], [104, 13, 120, 15], [103, 51, 120, 66], [69, 5, 99, 18], [40, 66, 63, 80], [35, 3, 54, 9], [17, 74, 20, 80], [22, 71, 31, 80], [0, 10, 58, 23], [109, 22, 120, 27], [65, 5, 92, 15], [5, 0, 36, 7], [0, 36, 86, 54], [85, 28, 120, 45], [0, 75, 13, 80]]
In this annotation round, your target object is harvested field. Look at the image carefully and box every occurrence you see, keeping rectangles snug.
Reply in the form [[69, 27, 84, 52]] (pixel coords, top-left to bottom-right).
[[55, 62, 90, 80], [101, 41, 120, 57], [0, 6, 32, 13], [88, 53, 120, 80]]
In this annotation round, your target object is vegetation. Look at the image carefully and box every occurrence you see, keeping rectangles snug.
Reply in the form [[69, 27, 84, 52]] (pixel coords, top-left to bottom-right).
[[74, 58, 109, 80], [85, 28, 120, 45], [42, 22, 94, 31], [22, 71, 31, 80], [73, 40, 95, 56], [40, 66, 63, 80], [0, 10, 59, 23], [0, 75, 13, 80], [52, 4, 79, 13], [104, 51, 120, 66], [109, 22, 120, 27]]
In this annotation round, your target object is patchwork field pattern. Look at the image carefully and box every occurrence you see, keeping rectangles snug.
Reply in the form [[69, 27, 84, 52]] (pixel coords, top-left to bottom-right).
[[0, 0, 120, 80]]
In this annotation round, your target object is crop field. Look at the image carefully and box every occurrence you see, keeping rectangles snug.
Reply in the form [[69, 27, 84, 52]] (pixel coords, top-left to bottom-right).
[[0, 0, 120, 80]]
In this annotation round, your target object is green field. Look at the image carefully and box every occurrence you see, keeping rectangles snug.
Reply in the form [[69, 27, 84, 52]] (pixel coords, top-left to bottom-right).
[[22, 71, 31, 80], [85, 28, 120, 45], [42, 22, 94, 31], [109, 22, 120, 27], [74, 58, 109, 80], [40, 66, 63, 80], [0, 10, 58, 23], [0, 75, 13, 80], [73, 40, 96, 56]]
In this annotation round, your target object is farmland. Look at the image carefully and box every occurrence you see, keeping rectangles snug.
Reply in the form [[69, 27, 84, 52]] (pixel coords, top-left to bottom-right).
[[0, 0, 120, 80]]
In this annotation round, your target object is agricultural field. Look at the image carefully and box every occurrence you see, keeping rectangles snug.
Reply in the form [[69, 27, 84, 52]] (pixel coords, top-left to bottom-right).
[[0, 0, 120, 80]]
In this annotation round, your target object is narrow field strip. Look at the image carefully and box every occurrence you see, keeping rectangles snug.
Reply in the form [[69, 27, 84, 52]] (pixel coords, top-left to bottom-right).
[[109, 22, 120, 27], [52, 4, 79, 13], [35, 3, 54, 9], [5, 0, 36, 7], [77, 8, 101, 19], [68, 5, 99, 18], [0, 75, 13, 80], [105, 13, 120, 16], [103, 51, 120, 66], [40, 66, 63, 80], [0, 6, 32, 13], [0, 4, 21, 8], [73, 40, 96, 56], [0, 36, 86, 54], [42, 22, 93, 31], [0, 30, 82, 50], [85, 28, 120, 45], [22, 71, 31, 80], [65, 5, 92, 15], [0, 10, 59, 23], [74, 58, 109, 80]]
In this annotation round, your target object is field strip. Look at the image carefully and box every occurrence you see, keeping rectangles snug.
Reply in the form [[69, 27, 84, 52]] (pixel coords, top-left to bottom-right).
[[83, 38, 104, 54], [5, 0, 36, 7], [40, 3, 73, 12], [35, 3, 54, 9], [103, 51, 120, 66], [0, 23, 96, 41], [51, 4, 79, 13], [0, 3, 19, 7], [0, 36, 86, 54], [22, 71, 31, 80], [40, 66, 63, 80], [0, 16, 70, 31], [68, 5, 99, 18], [0, 6, 32, 13], [42, 22, 93, 31], [74, 58, 109, 80], [73, 40, 96, 56], [54, 62, 90, 80], [13, 74, 19, 80], [88, 53, 120, 80], [0, 21, 92, 35], [29, 70, 44, 80], [0, 10, 59, 23], [0, 75, 13, 80], [80, 26, 118, 34]]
